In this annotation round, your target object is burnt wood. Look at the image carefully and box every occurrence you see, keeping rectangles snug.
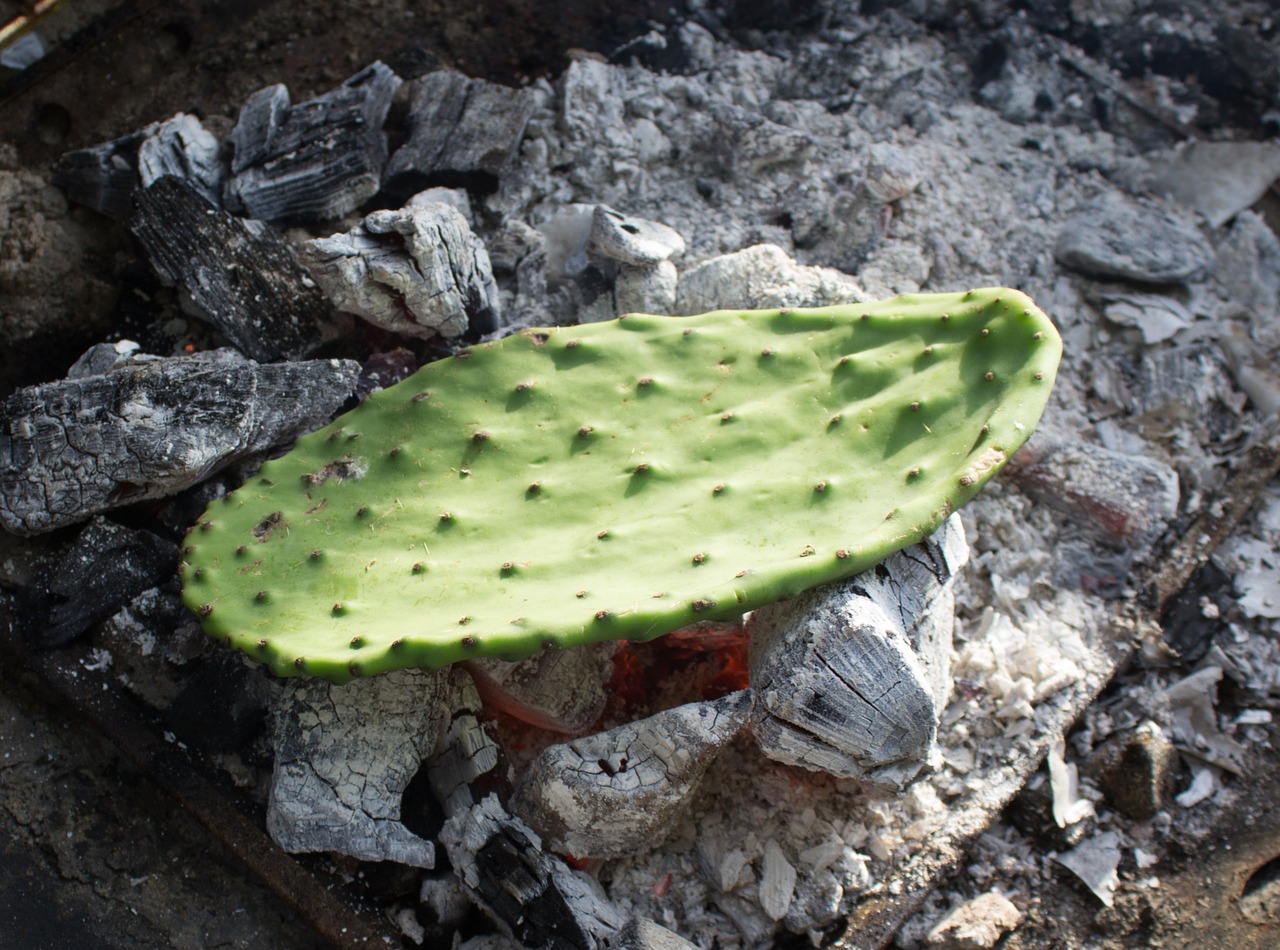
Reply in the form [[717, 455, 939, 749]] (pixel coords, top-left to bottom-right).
[[131, 176, 340, 361], [0, 348, 360, 535], [385, 70, 537, 197], [225, 62, 401, 222]]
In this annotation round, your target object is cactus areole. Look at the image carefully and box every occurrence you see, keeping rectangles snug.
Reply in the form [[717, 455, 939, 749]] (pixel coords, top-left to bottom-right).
[[181, 289, 1061, 681]]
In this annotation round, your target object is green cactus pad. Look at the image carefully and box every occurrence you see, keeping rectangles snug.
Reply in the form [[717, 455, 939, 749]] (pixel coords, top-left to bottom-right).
[[181, 289, 1061, 681]]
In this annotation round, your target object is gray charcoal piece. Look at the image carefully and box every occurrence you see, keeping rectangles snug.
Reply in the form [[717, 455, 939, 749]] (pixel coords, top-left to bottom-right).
[[511, 690, 752, 859], [131, 176, 341, 361], [427, 668, 502, 819], [1008, 437, 1179, 553], [748, 514, 969, 790], [615, 917, 698, 950], [52, 125, 153, 220], [226, 62, 401, 222], [675, 244, 866, 314], [137, 113, 225, 207], [300, 202, 500, 340], [65, 340, 147, 379], [267, 669, 447, 868], [462, 640, 614, 734], [0, 348, 360, 535], [587, 205, 686, 268], [385, 70, 537, 197], [1055, 195, 1215, 284], [441, 793, 627, 948]]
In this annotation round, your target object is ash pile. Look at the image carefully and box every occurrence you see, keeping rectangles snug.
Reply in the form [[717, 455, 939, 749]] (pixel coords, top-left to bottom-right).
[[3, 1, 1280, 947]]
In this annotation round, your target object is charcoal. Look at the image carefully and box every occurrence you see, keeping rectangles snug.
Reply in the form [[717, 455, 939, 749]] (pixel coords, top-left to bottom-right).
[[300, 202, 501, 340], [440, 794, 627, 949], [52, 126, 152, 220], [65, 340, 148, 379], [511, 691, 752, 859], [616, 917, 697, 950], [674, 244, 866, 314], [462, 640, 614, 734], [356, 348, 418, 399], [0, 348, 360, 535], [384, 70, 537, 198], [131, 176, 341, 361], [1007, 437, 1180, 553], [162, 650, 274, 753], [225, 62, 401, 222], [1055, 194, 1215, 284], [97, 582, 207, 708], [266, 670, 447, 868], [748, 515, 968, 790], [427, 669, 503, 819], [137, 113, 225, 207], [1082, 721, 1179, 822], [15, 517, 178, 649]]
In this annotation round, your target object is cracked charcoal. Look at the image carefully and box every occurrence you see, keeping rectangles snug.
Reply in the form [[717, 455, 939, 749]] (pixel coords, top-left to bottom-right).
[[137, 113, 225, 208], [385, 70, 537, 198], [225, 62, 401, 222], [131, 177, 342, 361], [267, 669, 446, 868], [0, 348, 360, 535], [301, 202, 500, 340], [511, 690, 752, 859], [748, 514, 969, 790]]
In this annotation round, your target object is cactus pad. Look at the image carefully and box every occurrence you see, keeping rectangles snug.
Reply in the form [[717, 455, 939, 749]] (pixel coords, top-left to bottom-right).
[[181, 289, 1061, 681]]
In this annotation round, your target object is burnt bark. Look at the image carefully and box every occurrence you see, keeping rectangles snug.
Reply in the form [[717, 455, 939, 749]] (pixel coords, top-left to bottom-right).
[[0, 349, 360, 535], [131, 176, 342, 362]]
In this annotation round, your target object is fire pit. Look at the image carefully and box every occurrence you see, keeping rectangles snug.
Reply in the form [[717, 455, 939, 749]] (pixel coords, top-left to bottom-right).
[[2, 2, 1279, 948]]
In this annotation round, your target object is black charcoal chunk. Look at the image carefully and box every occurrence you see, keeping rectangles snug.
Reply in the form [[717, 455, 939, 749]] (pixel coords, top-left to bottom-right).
[[16, 517, 178, 649], [225, 62, 402, 222], [131, 176, 340, 361], [137, 113, 225, 207], [52, 126, 152, 220], [300, 203, 501, 340], [0, 348, 360, 535], [384, 70, 537, 198], [442, 795, 626, 948], [162, 650, 274, 753]]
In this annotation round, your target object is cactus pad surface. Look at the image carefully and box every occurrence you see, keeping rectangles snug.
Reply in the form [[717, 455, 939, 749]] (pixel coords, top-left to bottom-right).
[[182, 289, 1061, 681]]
